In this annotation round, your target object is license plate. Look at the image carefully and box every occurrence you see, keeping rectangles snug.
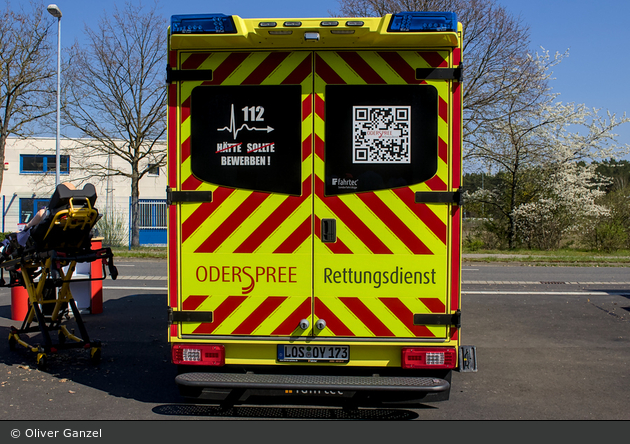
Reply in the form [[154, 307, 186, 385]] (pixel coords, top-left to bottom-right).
[[277, 345, 349, 362]]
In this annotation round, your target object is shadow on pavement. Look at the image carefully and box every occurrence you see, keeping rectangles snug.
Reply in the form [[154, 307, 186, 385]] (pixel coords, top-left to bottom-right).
[[0, 293, 181, 404], [0, 293, 430, 420], [152, 404, 419, 420]]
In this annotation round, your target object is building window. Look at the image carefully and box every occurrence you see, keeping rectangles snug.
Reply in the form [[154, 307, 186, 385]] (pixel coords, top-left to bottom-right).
[[148, 163, 159, 176], [20, 154, 69, 174], [19, 198, 49, 224], [138, 199, 167, 228]]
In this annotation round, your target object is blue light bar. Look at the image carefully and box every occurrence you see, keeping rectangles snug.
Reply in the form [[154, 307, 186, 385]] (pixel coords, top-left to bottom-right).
[[388, 12, 457, 32], [171, 14, 236, 34]]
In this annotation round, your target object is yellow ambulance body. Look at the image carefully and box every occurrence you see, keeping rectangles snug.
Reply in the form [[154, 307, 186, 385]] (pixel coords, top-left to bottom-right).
[[166, 12, 476, 407]]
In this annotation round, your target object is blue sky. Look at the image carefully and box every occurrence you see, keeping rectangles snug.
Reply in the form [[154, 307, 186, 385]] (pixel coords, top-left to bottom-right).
[[496, 0, 630, 154], [39, 0, 629, 152]]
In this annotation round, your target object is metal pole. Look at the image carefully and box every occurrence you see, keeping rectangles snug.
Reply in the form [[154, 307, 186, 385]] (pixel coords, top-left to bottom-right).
[[48, 5, 62, 187], [55, 15, 61, 187]]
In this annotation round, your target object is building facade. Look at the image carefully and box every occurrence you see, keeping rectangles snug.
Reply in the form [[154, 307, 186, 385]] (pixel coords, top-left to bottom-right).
[[1, 137, 167, 246]]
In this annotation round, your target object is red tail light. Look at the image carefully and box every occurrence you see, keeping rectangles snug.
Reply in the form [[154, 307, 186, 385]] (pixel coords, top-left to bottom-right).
[[172, 344, 225, 366], [401, 347, 456, 369]]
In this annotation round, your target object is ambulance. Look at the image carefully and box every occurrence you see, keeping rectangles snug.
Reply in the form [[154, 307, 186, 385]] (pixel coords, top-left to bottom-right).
[[166, 11, 476, 407]]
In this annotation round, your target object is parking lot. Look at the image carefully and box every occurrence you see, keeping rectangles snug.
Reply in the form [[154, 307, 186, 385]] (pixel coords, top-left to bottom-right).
[[1, 260, 629, 424]]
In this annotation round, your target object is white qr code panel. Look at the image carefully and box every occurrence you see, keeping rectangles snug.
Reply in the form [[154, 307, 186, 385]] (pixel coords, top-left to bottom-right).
[[353, 106, 411, 164]]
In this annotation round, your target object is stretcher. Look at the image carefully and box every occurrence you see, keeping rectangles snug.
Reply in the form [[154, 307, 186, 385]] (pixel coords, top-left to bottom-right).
[[0, 183, 118, 370]]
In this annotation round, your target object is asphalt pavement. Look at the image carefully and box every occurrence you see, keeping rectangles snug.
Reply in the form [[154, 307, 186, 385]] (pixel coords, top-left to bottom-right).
[[0, 259, 628, 427]]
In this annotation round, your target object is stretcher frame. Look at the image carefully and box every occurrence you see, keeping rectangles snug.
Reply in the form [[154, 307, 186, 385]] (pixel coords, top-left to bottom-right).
[[1, 187, 118, 370]]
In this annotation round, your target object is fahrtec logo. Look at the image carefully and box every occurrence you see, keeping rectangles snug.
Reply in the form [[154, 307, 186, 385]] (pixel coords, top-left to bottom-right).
[[196, 265, 297, 295], [332, 178, 359, 186]]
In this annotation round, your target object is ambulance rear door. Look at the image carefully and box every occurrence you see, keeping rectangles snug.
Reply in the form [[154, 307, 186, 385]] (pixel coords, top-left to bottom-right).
[[313, 47, 461, 341], [174, 49, 315, 338]]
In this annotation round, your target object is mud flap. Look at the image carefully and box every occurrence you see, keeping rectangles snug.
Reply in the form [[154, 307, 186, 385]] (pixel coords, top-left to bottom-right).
[[459, 345, 477, 372]]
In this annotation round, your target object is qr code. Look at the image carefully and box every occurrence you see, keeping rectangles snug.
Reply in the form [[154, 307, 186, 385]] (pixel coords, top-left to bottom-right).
[[353, 106, 411, 164]]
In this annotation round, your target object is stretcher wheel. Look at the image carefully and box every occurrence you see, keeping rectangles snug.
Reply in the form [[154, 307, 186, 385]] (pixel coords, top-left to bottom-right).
[[37, 353, 48, 371], [8, 334, 17, 351], [90, 347, 101, 365]]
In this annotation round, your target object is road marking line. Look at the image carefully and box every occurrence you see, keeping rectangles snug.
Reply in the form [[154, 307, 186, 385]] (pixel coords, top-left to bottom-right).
[[103, 286, 167, 291], [463, 291, 630, 296], [110, 276, 630, 285], [463, 281, 630, 285]]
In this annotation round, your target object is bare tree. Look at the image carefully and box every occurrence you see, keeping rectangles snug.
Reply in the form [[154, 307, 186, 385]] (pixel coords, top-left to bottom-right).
[[0, 1, 57, 193], [64, 1, 167, 247], [334, 0, 552, 165]]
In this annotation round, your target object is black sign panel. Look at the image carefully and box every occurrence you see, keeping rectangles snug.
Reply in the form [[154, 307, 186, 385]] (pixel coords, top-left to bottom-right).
[[325, 85, 438, 195], [190, 85, 302, 195]]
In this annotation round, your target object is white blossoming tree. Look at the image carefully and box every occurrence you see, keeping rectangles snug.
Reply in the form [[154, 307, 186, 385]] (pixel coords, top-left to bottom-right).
[[512, 162, 611, 250], [467, 60, 630, 248]]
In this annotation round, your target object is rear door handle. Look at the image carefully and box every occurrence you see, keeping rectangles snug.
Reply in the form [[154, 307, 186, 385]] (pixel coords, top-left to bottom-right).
[[321, 218, 336, 243]]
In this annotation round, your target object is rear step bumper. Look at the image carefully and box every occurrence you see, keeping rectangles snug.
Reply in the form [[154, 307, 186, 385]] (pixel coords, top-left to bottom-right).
[[176, 373, 450, 393]]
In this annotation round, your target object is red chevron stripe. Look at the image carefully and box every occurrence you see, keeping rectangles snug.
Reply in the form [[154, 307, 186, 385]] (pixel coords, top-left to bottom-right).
[[168, 86, 178, 189], [271, 298, 311, 335], [340, 297, 395, 337], [182, 174, 203, 191], [315, 53, 346, 84], [192, 296, 247, 334], [424, 174, 447, 191], [181, 96, 191, 123], [357, 192, 433, 255], [235, 178, 311, 253], [181, 136, 191, 162], [452, 82, 462, 189], [182, 53, 209, 70], [315, 298, 355, 336], [314, 216, 353, 254], [182, 295, 208, 311], [274, 216, 311, 254], [195, 191, 269, 253], [231, 296, 287, 335], [439, 137, 447, 164], [168, 205, 178, 307], [282, 53, 312, 85], [315, 93, 325, 121], [379, 297, 435, 337], [338, 52, 386, 84], [208, 52, 251, 85], [182, 187, 235, 242], [392, 187, 447, 245], [439, 96, 448, 123], [377, 51, 419, 84], [453, 47, 461, 66], [315, 177, 392, 254], [418, 51, 447, 68], [419, 297, 446, 313], [242, 52, 290, 84], [451, 206, 461, 311], [314, 133, 324, 161], [451, 62, 463, 314], [168, 51, 178, 190], [302, 134, 312, 161], [316, 177, 392, 254], [302, 94, 312, 123], [450, 327, 458, 340]]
